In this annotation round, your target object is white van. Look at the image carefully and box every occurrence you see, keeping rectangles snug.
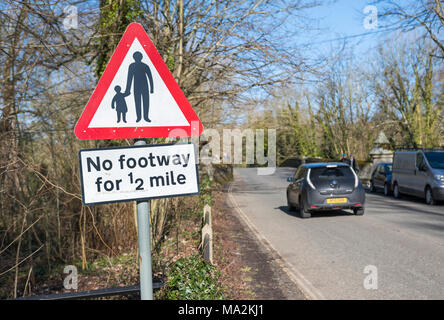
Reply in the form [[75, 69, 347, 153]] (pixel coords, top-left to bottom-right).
[[391, 150, 444, 205]]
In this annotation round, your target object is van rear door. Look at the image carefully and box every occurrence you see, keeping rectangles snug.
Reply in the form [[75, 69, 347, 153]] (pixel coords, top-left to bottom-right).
[[393, 152, 416, 195]]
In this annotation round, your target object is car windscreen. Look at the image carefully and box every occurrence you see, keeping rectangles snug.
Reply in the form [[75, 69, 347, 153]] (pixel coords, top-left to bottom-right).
[[309, 166, 354, 181], [424, 152, 444, 169]]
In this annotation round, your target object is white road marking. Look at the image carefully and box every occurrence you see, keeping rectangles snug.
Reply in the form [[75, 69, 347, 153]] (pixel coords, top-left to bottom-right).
[[228, 182, 326, 300]]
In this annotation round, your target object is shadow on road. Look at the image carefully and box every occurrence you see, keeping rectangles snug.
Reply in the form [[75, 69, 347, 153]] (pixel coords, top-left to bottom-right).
[[365, 189, 443, 206], [230, 183, 286, 195], [366, 190, 444, 220], [276, 205, 355, 219]]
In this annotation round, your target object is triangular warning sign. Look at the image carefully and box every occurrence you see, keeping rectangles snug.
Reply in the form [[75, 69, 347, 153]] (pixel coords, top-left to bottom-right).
[[75, 23, 203, 140]]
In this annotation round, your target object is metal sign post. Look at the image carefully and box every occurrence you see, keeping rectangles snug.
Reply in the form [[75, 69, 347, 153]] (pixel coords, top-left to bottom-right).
[[134, 138, 153, 300]]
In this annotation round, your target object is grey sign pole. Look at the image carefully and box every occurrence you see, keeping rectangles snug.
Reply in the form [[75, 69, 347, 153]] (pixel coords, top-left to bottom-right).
[[134, 138, 153, 300]]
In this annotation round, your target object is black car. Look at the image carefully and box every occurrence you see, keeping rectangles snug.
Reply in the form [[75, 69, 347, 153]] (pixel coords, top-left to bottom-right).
[[286, 162, 366, 218], [370, 162, 393, 196]]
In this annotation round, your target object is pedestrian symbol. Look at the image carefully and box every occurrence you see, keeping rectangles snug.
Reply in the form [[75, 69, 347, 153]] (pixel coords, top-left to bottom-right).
[[124, 51, 154, 123], [111, 85, 129, 123]]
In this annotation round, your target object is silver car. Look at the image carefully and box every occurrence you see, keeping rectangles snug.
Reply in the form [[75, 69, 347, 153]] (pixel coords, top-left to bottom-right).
[[391, 150, 444, 205]]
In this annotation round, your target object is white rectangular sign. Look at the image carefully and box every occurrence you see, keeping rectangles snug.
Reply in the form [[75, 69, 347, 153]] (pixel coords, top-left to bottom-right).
[[79, 143, 199, 205]]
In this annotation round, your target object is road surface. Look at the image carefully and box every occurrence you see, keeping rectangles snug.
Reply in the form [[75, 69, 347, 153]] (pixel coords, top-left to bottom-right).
[[229, 168, 444, 299]]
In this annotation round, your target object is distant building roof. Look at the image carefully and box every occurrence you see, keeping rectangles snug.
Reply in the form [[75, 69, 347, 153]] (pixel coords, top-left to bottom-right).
[[374, 131, 390, 145]]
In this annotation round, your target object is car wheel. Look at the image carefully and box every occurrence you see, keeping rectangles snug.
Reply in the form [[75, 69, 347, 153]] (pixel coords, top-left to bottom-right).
[[353, 207, 364, 216], [299, 198, 311, 219], [393, 183, 400, 199], [384, 183, 390, 196], [425, 187, 436, 205], [287, 195, 296, 212], [370, 180, 376, 192]]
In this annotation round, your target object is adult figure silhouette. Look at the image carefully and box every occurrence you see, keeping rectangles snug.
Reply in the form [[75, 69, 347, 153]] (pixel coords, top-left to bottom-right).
[[124, 51, 154, 122]]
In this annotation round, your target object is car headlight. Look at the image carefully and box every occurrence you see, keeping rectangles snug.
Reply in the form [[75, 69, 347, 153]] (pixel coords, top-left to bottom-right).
[[435, 175, 444, 182]]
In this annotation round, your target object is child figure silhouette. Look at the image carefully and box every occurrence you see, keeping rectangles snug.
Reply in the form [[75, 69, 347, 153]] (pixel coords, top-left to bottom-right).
[[111, 85, 129, 123]]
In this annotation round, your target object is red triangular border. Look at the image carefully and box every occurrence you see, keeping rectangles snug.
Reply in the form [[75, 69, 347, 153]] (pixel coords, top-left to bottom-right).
[[74, 23, 203, 140]]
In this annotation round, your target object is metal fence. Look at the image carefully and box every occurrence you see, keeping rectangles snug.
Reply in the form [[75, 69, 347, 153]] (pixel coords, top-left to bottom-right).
[[11, 278, 164, 300]]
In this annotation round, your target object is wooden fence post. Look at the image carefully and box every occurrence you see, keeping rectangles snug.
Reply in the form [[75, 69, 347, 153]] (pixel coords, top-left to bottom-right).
[[201, 204, 213, 264]]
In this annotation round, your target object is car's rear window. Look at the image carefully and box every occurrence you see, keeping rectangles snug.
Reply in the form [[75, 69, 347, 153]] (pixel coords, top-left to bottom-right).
[[310, 166, 354, 180]]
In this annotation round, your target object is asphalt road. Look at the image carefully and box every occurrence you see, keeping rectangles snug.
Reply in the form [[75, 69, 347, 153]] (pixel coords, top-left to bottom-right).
[[229, 168, 444, 299]]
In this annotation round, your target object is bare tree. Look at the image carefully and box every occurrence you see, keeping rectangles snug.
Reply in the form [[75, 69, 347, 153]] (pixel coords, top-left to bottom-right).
[[0, 0, 99, 297], [314, 55, 375, 160], [380, 0, 444, 58], [373, 35, 443, 148], [138, 0, 322, 127]]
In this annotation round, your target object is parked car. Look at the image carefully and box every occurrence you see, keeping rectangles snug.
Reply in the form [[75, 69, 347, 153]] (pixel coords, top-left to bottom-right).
[[286, 162, 365, 218], [370, 162, 392, 195], [391, 149, 444, 205]]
